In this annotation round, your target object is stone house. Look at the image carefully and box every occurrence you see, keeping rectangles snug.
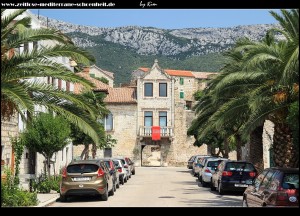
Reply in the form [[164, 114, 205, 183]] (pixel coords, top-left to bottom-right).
[[89, 64, 114, 87], [73, 69, 138, 161], [73, 60, 219, 166]]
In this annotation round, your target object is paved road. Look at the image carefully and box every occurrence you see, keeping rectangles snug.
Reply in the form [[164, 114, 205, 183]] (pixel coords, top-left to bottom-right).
[[50, 167, 243, 207]]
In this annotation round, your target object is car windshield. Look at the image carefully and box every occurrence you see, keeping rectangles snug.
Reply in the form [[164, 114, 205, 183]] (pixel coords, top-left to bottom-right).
[[225, 162, 255, 171], [113, 161, 119, 167], [207, 161, 221, 167], [282, 173, 299, 189], [67, 164, 98, 173]]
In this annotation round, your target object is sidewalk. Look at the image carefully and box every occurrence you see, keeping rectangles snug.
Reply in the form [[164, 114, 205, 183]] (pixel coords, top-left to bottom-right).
[[36, 192, 59, 207]]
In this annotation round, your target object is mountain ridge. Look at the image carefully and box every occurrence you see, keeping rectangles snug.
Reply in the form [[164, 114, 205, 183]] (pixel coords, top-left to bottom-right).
[[35, 15, 280, 85]]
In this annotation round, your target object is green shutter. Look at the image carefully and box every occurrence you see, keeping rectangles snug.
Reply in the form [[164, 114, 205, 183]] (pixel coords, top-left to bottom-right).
[[180, 77, 184, 85], [180, 91, 184, 99]]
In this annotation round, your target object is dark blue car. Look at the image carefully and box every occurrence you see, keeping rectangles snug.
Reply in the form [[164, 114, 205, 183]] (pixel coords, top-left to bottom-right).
[[211, 160, 257, 195]]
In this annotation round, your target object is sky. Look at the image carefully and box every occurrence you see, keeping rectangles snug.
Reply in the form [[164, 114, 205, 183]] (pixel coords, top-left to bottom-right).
[[30, 9, 280, 29]]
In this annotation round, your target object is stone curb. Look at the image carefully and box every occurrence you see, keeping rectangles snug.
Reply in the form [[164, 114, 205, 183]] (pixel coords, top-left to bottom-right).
[[36, 194, 59, 207]]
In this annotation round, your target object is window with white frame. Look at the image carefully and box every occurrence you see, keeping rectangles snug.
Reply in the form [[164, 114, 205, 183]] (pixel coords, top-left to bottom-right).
[[144, 83, 153, 97], [105, 113, 113, 131], [159, 83, 167, 97]]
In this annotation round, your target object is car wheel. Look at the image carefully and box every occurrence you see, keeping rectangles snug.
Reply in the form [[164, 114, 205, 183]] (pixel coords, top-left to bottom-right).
[[210, 180, 216, 191], [202, 181, 207, 187], [101, 187, 108, 201], [132, 170, 135, 175], [242, 198, 248, 207], [60, 194, 67, 202], [124, 177, 127, 183], [218, 182, 224, 195], [113, 182, 116, 192], [116, 181, 120, 189], [199, 176, 203, 183], [120, 177, 124, 185], [109, 185, 115, 196]]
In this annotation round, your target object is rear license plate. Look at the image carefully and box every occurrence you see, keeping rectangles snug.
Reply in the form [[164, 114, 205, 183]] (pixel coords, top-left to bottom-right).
[[72, 177, 91, 182], [234, 184, 249, 187]]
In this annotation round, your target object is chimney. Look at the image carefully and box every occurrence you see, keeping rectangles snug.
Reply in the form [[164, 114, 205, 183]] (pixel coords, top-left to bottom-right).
[[83, 66, 90, 74]]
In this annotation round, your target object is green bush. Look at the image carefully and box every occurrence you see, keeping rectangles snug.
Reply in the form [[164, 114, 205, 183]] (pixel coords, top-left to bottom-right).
[[1, 169, 38, 207], [32, 174, 61, 193]]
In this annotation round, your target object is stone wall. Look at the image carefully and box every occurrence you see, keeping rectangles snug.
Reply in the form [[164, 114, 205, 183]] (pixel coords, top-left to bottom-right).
[[73, 104, 139, 164], [1, 114, 19, 172]]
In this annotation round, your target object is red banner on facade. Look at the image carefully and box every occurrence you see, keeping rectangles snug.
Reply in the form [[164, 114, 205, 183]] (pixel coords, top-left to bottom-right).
[[152, 126, 161, 140]]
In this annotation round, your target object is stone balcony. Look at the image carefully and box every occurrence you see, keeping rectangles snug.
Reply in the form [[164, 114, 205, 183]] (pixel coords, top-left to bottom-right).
[[138, 126, 174, 141]]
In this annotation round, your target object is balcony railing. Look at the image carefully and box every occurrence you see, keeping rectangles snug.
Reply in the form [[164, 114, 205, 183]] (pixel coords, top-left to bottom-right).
[[139, 126, 173, 138]]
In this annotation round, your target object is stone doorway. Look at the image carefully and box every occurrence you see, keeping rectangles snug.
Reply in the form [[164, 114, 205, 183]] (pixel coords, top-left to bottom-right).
[[141, 145, 161, 166]]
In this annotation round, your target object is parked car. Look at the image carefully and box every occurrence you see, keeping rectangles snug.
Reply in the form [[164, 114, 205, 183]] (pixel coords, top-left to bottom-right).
[[114, 156, 131, 180], [243, 167, 299, 207], [101, 158, 120, 191], [200, 158, 228, 187], [125, 157, 135, 175], [211, 160, 257, 195], [192, 155, 212, 176], [197, 156, 219, 180], [60, 159, 114, 202], [187, 156, 196, 169], [113, 158, 127, 185]]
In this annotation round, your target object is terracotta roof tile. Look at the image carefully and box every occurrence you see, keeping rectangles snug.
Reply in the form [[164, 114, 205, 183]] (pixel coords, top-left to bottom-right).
[[74, 72, 110, 94], [74, 72, 136, 104], [104, 88, 136, 104], [138, 67, 217, 79], [164, 69, 194, 77]]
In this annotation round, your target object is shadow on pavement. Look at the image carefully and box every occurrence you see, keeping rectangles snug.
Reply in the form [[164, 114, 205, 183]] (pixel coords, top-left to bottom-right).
[[181, 194, 243, 207], [176, 170, 191, 173], [58, 195, 103, 203]]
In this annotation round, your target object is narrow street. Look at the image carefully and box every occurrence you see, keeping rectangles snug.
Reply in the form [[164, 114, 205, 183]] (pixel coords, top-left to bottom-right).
[[50, 167, 243, 207]]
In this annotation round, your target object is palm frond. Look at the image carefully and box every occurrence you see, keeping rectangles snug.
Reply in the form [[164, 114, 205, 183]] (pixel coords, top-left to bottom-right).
[[1, 82, 34, 112]]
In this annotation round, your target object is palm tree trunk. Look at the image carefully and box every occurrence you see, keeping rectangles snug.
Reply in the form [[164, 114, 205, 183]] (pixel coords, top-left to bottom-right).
[[273, 123, 299, 168], [91, 144, 97, 159], [236, 135, 242, 161], [80, 144, 89, 160], [249, 126, 264, 173], [222, 139, 229, 158]]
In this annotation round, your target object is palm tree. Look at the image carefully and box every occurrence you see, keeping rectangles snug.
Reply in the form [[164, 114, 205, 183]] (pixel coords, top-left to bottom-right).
[[1, 9, 104, 144], [70, 90, 110, 159], [236, 10, 299, 168], [214, 10, 299, 168]]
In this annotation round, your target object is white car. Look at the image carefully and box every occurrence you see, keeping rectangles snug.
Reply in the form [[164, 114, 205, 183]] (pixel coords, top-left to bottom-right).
[[113, 157, 131, 181], [200, 158, 228, 187], [113, 158, 128, 185], [192, 155, 211, 176]]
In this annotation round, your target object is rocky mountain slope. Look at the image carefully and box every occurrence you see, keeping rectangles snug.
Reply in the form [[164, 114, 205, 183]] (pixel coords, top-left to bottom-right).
[[38, 15, 278, 56], [36, 15, 279, 85]]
